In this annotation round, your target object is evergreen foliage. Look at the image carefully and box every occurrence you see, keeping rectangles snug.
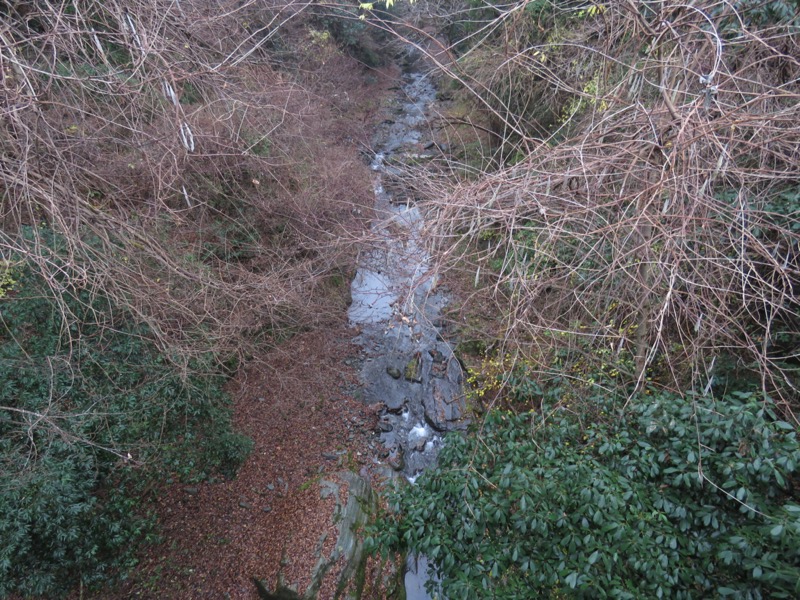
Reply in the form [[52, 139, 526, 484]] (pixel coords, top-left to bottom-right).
[[0, 229, 252, 597], [373, 391, 800, 599]]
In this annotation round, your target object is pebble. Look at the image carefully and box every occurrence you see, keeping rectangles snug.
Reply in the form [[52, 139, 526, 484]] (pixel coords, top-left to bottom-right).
[[184, 487, 199, 495], [386, 366, 402, 379], [239, 501, 252, 509], [262, 506, 272, 513]]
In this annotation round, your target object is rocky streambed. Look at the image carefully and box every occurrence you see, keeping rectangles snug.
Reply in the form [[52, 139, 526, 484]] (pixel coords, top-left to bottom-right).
[[348, 49, 467, 599], [349, 51, 468, 482], [253, 46, 466, 600]]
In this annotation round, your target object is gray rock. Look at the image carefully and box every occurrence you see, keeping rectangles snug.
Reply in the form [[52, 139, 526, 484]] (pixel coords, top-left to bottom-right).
[[302, 472, 376, 600], [239, 501, 252, 509], [183, 486, 199, 495], [428, 348, 445, 362], [383, 393, 407, 413], [386, 398, 408, 414], [423, 379, 466, 432], [319, 479, 340, 501], [386, 366, 402, 379]]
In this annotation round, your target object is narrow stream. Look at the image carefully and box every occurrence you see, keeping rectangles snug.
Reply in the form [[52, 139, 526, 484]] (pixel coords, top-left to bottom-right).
[[348, 50, 467, 597]]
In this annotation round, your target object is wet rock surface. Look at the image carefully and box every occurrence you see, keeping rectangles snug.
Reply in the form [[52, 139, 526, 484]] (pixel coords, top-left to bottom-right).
[[349, 49, 468, 481]]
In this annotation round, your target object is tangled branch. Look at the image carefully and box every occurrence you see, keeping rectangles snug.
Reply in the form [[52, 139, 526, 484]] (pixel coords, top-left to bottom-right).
[[407, 0, 800, 410]]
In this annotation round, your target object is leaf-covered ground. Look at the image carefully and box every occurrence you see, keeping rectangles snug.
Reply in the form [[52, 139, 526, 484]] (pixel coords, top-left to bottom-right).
[[98, 326, 380, 599]]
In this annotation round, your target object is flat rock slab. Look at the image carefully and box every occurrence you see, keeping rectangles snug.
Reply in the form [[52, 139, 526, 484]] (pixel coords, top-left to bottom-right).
[[264, 471, 377, 600]]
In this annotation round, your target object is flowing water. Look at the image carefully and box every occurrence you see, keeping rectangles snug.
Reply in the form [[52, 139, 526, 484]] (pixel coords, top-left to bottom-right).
[[348, 50, 467, 597]]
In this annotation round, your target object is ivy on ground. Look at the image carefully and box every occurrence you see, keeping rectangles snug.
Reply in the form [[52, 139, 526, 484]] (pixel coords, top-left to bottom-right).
[[372, 391, 800, 599]]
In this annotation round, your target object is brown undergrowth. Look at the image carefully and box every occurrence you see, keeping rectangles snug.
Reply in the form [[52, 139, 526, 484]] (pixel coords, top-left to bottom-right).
[[0, 0, 384, 365], [1, 1, 407, 596], [88, 18, 404, 600]]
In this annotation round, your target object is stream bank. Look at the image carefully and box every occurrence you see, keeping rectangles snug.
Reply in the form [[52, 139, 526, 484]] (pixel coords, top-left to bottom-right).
[[99, 25, 466, 600], [245, 42, 467, 600]]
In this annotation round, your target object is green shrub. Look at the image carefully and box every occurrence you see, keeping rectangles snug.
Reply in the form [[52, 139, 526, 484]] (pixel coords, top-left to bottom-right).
[[0, 447, 150, 595], [373, 391, 800, 599], [0, 240, 252, 596]]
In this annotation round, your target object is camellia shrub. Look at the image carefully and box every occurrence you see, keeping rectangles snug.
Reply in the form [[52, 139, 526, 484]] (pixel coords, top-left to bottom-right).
[[373, 391, 800, 599]]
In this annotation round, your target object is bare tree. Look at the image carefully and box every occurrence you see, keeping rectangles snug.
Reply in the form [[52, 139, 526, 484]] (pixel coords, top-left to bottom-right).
[[391, 0, 800, 413], [0, 0, 365, 365]]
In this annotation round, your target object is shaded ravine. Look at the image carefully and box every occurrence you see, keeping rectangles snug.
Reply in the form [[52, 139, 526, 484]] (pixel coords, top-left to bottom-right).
[[349, 48, 468, 598]]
